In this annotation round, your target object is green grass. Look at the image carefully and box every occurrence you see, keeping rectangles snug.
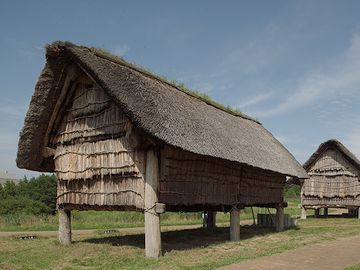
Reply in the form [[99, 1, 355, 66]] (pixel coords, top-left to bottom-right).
[[0, 204, 301, 232], [345, 263, 360, 270], [0, 218, 359, 270], [0, 190, 302, 232], [0, 211, 204, 232]]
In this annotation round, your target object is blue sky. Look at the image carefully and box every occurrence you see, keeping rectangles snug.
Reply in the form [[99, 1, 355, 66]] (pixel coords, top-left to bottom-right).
[[1, 0, 360, 178]]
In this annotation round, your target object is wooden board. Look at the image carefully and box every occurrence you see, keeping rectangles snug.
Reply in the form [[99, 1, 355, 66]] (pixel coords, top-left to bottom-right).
[[159, 145, 285, 206]]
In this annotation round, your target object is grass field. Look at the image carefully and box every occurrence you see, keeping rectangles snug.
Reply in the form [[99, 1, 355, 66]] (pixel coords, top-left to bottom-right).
[[0, 197, 302, 232], [0, 218, 359, 270], [0, 206, 301, 232], [346, 264, 360, 270], [1, 192, 359, 270]]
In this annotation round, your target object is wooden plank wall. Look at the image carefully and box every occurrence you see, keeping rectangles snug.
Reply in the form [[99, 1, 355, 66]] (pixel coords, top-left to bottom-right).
[[159, 145, 285, 207], [53, 79, 145, 210], [302, 148, 360, 207]]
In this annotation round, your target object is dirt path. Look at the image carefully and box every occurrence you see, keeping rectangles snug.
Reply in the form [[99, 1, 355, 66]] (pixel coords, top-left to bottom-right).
[[219, 235, 360, 270]]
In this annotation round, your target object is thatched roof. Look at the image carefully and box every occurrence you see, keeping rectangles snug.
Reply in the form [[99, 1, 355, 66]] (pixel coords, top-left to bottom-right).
[[303, 139, 360, 172], [17, 41, 308, 178]]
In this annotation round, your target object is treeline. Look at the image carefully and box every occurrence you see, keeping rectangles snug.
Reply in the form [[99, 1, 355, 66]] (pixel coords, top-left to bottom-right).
[[284, 183, 300, 199], [0, 174, 300, 217], [0, 174, 57, 216]]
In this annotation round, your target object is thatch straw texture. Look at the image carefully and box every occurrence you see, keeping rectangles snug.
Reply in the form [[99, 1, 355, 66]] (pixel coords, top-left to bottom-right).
[[17, 41, 307, 179], [301, 140, 360, 207], [159, 145, 284, 207], [52, 78, 146, 209]]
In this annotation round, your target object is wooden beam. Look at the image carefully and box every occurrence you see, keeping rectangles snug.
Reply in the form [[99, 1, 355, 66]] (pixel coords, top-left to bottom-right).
[[230, 208, 240, 241], [58, 209, 71, 245], [301, 206, 307, 220], [203, 211, 216, 229], [314, 208, 320, 218], [42, 147, 55, 158], [44, 64, 79, 147], [144, 148, 161, 258], [324, 208, 328, 217], [300, 181, 306, 221], [275, 206, 284, 232]]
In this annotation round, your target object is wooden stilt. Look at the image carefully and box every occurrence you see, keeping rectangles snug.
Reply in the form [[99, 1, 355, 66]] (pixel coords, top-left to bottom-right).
[[58, 209, 71, 245], [300, 181, 306, 220], [144, 148, 161, 259], [275, 206, 284, 232], [324, 208, 328, 217], [202, 211, 207, 228], [301, 206, 307, 220], [314, 208, 320, 218], [230, 208, 240, 241], [204, 211, 216, 229]]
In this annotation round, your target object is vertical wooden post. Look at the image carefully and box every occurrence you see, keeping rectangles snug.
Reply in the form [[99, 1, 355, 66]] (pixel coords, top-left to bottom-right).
[[208, 211, 216, 228], [301, 207, 307, 220], [145, 148, 161, 259], [203, 211, 216, 229], [275, 206, 284, 232], [314, 208, 320, 218], [324, 208, 328, 217], [300, 182, 306, 220], [358, 207, 360, 219], [59, 209, 71, 245], [230, 208, 240, 241]]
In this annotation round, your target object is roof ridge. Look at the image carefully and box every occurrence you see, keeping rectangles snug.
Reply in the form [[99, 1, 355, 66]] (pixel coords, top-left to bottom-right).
[[88, 47, 260, 124], [47, 41, 260, 124], [303, 139, 360, 171]]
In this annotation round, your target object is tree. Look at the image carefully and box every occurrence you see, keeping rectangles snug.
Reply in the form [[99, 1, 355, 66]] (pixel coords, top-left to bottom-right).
[[0, 174, 57, 216]]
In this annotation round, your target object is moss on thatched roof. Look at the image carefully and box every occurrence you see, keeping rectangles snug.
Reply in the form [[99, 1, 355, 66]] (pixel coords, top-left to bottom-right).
[[48, 41, 257, 122]]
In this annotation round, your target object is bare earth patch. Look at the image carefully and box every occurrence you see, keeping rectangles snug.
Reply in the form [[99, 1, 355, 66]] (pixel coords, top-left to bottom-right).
[[220, 234, 360, 270]]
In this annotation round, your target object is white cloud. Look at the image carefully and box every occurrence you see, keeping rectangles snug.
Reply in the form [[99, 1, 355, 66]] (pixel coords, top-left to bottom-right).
[[112, 44, 129, 57], [238, 92, 273, 109], [274, 134, 302, 145], [219, 38, 282, 76], [254, 33, 360, 118], [190, 81, 215, 94]]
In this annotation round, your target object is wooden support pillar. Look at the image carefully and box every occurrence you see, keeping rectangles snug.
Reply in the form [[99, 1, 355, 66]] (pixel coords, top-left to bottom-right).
[[203, 211, 216, 229], [324, 208, 328, 217], [275, 206, 284, 232], [58, 209, 71, 245], [301, 206, 307, 220], [230, 208, 240, 241], [144, 148, 161, 259], [314, 208, 320, 218], [300, 181, 306, 220], [358, 207, 360, 219]]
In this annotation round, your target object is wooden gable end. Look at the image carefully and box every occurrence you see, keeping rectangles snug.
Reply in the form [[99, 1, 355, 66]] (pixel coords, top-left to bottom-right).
[[303, 147, 360, 200], [51, 68, 146, 210], [308, 147, 359, 177]]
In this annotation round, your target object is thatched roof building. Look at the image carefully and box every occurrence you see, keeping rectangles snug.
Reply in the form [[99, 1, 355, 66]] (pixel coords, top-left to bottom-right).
[[17, 41, 307, 257], [300, 139, 360, 219]]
